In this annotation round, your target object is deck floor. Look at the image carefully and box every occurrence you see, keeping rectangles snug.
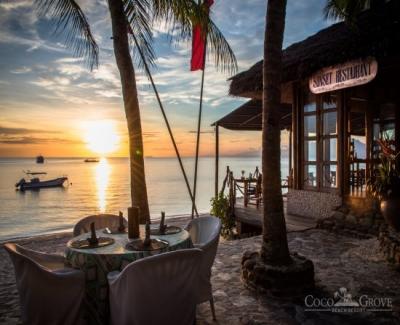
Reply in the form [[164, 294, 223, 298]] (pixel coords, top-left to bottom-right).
[[234, 198, 316, 232]]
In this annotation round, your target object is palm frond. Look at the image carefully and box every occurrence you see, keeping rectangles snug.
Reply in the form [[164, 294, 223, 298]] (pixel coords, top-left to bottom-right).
[[324, 0, 370, 22], [151, 0, 237, 75], [124, 0, 156, 75], [34, 0, 99, 70], [206, 18, 237, 74]]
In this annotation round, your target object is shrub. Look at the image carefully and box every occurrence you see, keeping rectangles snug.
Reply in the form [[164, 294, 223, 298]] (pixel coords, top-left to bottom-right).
[[210, 192, 235, 239]]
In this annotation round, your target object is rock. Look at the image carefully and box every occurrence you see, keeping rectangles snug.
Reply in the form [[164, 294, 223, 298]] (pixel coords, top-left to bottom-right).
[[346, 214, 358, 224], [332, 211, 346, 221]]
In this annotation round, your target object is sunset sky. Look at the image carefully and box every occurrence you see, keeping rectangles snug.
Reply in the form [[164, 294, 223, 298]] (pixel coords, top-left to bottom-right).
[[0, 0, 332, 158]]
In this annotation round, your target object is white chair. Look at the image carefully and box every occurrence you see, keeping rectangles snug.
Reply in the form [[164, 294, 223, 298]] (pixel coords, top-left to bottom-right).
[[73, 214, 128, 236], [4, 243, 86, 325], [185, 215, 222, 320], [108, 249, 202, 325]]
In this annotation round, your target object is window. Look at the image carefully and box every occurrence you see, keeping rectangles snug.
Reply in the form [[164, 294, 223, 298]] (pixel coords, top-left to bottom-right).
[[303, 92, 318, 188], [303, 92, 338, 190]]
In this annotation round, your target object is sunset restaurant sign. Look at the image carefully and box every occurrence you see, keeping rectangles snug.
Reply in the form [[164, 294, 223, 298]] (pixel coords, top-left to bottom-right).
[[309, 57, 378, 94]]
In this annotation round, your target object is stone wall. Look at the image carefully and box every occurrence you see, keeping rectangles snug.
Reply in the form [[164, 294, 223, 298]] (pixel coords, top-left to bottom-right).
[[317, 204, 385, 239], [286, 189, 342, 219]]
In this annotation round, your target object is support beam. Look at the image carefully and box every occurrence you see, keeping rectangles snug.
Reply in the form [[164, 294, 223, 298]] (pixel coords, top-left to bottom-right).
[[288, 127, 292, 187], [215, 124, 220, 197]]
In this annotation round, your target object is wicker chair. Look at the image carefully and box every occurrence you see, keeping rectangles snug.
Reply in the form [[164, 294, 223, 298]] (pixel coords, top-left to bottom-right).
[[185, 215, 221, 320], [4, 243, 85, 325], [108, 249, 202, 325], [73, 214, 127, 236]]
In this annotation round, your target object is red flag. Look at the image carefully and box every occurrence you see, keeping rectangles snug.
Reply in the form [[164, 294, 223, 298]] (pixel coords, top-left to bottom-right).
[[190, 0, 214, 71]]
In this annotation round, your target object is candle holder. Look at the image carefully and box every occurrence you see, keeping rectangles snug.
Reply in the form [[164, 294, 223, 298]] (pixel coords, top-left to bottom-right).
[[143, 221, 151, 247], [159, 211, 167, 235], [118, 211, 126, 233], [87, 222, 99, 246]]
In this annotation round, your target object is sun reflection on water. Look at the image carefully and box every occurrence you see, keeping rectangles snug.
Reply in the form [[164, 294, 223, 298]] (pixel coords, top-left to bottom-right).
[[95, 158, 110, 212]]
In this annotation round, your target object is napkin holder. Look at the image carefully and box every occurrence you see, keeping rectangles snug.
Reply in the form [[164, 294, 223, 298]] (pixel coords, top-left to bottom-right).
[[87, 222, 99, 246]]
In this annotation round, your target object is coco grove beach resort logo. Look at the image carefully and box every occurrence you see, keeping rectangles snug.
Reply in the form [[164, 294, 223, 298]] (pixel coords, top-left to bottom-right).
[[305, 287, 393, 313]]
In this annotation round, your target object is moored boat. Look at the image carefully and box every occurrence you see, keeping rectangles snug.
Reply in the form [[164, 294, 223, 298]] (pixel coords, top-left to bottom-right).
[[84, 158, 99, 163], [15, 177, 68, 191], [36, 155, 44, 164], [24, 170, 47, 175]]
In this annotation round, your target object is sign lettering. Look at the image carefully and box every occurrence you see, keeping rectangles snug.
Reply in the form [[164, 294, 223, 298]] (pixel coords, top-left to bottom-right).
[[309, 58, 378, 94]]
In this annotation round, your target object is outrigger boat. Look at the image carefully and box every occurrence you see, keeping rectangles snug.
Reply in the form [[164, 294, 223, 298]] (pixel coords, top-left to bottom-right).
[[15, 176, 68, 191]]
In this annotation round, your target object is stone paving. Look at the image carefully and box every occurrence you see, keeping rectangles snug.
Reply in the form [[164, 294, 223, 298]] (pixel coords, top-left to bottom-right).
[[1, 227, 400, 324]]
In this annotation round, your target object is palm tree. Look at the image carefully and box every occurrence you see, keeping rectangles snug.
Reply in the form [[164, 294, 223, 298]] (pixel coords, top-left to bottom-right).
[[34, 0, 236, 222], [260, 0, 291, 265], [242, 0, 314, 294]]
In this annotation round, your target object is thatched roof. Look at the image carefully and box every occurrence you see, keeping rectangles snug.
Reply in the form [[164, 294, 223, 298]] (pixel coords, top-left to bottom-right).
[[212, 99, 291, 131], [229, 1, 400, 97]]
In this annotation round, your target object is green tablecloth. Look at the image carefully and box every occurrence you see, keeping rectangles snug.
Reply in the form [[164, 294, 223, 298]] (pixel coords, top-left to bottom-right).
[[65, 226, 192, 325]]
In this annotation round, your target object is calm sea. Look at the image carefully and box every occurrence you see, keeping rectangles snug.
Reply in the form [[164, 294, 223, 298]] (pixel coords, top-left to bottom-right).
[[0, 157, 288, 240]]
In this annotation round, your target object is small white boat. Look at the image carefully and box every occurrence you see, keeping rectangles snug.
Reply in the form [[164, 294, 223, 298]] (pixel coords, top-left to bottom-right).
[[15, 177, 68, 191], [84, 158, 99, 163]]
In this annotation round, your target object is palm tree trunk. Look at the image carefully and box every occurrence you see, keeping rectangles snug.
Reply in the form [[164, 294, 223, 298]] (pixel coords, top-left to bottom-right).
[[260, 0, 291, 265], [107, 0, 150, 223]]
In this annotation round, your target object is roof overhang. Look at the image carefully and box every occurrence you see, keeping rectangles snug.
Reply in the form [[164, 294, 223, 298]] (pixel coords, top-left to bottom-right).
[[212, 100, 292, 131]]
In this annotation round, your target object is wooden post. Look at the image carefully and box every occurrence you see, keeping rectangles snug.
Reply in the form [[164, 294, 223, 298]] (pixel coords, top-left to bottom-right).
[[215, 124, 219, 198], [288, 127, 292, 187]]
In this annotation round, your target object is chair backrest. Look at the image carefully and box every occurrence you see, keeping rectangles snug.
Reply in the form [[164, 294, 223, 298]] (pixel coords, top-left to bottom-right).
[[73, 214, 128, 236], [186, 215, 221, 247], [186, 215, 221, 303], [4, 243, 85, 325], [108, 249, 202, 325]]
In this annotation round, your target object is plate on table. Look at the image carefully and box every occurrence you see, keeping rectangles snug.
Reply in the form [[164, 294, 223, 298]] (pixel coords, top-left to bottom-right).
[[150, 226, 182, 236], [70, 237, 115, 249], [125, 238, 169, 251]]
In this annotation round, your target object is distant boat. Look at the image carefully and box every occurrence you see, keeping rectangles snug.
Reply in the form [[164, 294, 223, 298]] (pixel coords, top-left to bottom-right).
[[36, 155, 44, 164], [24, 170, 47, 175], [84, 158, 99, 163], [15, 177, 68, 191]]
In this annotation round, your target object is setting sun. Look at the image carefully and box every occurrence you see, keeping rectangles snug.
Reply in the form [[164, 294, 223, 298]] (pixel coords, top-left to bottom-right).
[[83, 120, 120, 155]]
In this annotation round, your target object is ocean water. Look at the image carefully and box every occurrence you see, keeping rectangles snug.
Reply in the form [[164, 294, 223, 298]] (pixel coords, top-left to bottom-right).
[[0, 157, 288, 240]]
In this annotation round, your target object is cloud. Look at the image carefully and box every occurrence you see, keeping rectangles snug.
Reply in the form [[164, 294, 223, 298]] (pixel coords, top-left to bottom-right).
[[0, 126, 60, 135], [188, 130, 214, 134], [0, 125, 78, 145], [0, 0, 335, 157], [143, 131, 161, 138], [0, 0, 30, 11], [0, 136, 79, 145], [10, 66, 31, 74]]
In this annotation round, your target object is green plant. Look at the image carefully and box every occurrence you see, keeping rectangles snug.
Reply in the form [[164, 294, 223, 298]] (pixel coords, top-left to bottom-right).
[[367, 136, 400, 200], [210, 192, 235, 239]]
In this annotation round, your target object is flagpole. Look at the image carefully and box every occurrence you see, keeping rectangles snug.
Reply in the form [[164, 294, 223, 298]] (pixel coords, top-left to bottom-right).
[[191, 0, 208, 219], [191, 46, 206, 219], [130, 33, 199, 218]]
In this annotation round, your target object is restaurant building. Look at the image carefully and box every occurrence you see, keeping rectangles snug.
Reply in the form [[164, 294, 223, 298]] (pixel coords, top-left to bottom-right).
[[215, 1, 400, 221]]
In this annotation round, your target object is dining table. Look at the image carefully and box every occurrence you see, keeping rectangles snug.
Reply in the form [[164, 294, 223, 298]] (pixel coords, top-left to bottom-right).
[[65, 225, 193, 325]]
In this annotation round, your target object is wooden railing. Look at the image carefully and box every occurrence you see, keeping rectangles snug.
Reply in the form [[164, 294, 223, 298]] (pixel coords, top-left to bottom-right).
[[218, 166, 291, 210]]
